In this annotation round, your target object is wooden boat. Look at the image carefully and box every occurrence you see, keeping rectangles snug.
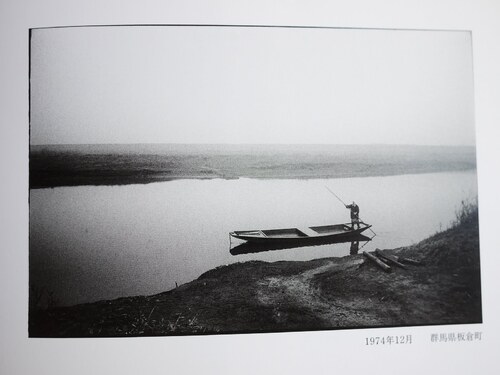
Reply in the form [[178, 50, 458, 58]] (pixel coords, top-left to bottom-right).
[[229, 222, 371, 244]]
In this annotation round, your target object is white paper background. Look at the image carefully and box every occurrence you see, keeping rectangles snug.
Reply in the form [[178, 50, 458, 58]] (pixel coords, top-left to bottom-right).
[[1, 1, 499, 374]]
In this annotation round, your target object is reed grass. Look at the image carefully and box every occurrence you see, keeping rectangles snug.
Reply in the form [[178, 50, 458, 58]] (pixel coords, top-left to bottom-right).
[[452, 197, 478, 228]]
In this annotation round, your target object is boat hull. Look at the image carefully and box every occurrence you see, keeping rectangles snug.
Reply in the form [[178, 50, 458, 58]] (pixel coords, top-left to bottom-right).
[[230, 233, 372, 255], [230, 223, 371, 244]]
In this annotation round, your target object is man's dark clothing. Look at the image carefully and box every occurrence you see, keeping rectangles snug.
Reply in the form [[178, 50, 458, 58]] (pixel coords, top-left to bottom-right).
[[346, 203, 360, 229]]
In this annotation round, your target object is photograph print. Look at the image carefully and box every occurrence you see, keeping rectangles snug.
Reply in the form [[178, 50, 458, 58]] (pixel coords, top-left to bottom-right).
[[29, 25, 481, 337]]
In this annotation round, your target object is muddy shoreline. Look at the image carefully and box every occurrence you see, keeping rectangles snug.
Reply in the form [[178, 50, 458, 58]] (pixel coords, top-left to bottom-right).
[[29, 205, 481, 337]]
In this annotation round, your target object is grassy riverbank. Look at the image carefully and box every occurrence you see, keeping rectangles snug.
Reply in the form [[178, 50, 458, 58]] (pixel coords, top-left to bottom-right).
[[29, 201, 481, 337]]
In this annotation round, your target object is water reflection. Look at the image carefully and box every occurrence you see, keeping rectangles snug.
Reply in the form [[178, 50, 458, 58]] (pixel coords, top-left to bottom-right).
[[350, 240, 360, 255], [230, 234, 372, 256]]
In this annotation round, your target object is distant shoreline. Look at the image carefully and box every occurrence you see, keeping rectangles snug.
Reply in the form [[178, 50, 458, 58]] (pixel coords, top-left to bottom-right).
[[29, 167, 477, 189], [30, 144, 477, 189]]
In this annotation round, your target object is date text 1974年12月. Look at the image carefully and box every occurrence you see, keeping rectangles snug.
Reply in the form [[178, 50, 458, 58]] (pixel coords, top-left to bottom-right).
[[365, 335, 412, 345]]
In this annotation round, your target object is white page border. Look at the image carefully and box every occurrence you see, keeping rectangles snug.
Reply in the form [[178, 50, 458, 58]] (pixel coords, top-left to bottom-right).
[[1, 1, 499, 374]]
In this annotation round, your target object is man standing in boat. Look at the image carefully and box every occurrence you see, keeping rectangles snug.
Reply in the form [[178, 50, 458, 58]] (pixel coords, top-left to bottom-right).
[[345, 201, 360, 230]]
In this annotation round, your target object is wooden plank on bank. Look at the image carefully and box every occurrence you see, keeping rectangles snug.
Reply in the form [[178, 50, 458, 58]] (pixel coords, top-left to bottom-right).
[[398, 257, 424, 266], [363, 251, 392, 273], [375, 249, 408, 270]]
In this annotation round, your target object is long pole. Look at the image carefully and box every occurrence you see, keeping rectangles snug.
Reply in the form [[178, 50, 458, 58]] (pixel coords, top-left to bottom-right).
[[324, 186, 377, 236], [324, 186, 347, 206]]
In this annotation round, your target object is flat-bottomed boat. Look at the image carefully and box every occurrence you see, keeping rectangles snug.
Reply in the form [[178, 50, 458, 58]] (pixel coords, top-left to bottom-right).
[[230, 222, 371, 244]]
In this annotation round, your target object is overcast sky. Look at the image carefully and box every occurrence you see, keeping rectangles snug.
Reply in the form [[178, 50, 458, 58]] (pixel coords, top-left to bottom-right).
[[30, 26, 475, 146]]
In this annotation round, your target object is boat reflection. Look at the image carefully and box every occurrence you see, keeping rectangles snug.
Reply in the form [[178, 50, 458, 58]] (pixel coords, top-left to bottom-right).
[[230, 234, 372, 256], [350, 240, 360, 255]]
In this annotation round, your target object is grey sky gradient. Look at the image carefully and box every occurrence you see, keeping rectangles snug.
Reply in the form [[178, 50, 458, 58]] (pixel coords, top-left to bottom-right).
[[30, 26, 475, 145]]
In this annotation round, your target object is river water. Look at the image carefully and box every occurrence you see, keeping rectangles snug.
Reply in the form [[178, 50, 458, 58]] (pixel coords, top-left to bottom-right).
[[30, 170, 477, 306]]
